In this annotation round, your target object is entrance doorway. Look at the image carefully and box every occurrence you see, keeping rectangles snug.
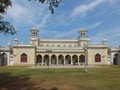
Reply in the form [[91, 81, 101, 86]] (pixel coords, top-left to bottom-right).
[[113, 54, 120, 65], [0, 53, 7, 66]]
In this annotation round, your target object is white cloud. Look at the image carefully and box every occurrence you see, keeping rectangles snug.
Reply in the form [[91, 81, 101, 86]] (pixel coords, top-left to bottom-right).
[[90, 26, 120, 46], [87, 22, 102, 29], [36, 14, 50, 28], [71, 0, 119, 17], [52, 28, 80, 39], [5, 0, 49, 29], [71, 0, 106, 17]]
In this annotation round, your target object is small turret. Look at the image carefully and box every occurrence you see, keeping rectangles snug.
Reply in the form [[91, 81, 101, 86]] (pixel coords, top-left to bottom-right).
[[30, 28, 39, 46], [103, 38, 107, 45], [7, 42, 11, 47], [78, 28, 88, 40], [30, 28, 39, 38], [78, 28, 90, 47], [14, 38, 18, 45]]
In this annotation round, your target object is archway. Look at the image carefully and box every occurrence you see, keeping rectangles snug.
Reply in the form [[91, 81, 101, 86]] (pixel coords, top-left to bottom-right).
[[44, 55, 49, 65], [79, 54, 85, 63], [0, 53, 7, 66], [65, 55, 71, 64], [113, 54, 120, 65], [95, 54, 101, 62], [21, 53, 27, 63], [36, 55, 42, 64], [72, 55, 78, 65], [58, 55, 64, 64], [51, 55, 57, 64]]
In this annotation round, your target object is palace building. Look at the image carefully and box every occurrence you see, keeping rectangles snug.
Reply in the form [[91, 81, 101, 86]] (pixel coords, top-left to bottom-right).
[[0, 28, 120, 66]]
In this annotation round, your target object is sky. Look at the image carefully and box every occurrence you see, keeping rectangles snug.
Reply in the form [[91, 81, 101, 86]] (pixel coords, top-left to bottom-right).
[[0, 0, 120, 47]]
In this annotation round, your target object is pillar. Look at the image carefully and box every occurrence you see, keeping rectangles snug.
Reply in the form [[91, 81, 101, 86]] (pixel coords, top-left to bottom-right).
[[49, 55, 51, 65], [56, 55, 58, 65], [70, 55, 73, 65], [41, 55, 44, 65], [77, 55, 79, 65], [63, 56, 65, 65]]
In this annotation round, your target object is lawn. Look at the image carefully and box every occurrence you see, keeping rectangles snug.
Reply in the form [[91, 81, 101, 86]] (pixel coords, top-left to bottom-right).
[[0, 66, 120, 90]]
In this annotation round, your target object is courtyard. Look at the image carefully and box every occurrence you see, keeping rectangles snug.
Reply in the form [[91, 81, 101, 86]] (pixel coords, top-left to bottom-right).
[[0, 65, 120, 90]]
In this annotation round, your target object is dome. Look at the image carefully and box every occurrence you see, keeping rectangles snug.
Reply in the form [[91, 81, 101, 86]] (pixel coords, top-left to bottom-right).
[[31, 28, 39, 31], [14, 38, 18, 40], [103, 38, 107, 41]]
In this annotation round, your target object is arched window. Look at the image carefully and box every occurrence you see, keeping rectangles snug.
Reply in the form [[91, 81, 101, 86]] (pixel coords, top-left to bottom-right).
[[57, 45, 60, 47], [51, 55, 57, 64], [64, 45, 66, 47], [21, 53, 27, 62], [79, 55, 85, 62], [58, 55, 64, 64], [44, 55, 49, 65], [36, 55, 42, 64], [65, 55, 71, 64], [95, 54, 101, 62], [72, 55, 78, 65]]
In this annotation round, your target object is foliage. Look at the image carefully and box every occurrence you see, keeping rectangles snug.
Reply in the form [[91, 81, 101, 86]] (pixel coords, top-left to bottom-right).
[[0, 0, 62, 35], [29, 0, 62, 14], [0, 0, 16, 35]]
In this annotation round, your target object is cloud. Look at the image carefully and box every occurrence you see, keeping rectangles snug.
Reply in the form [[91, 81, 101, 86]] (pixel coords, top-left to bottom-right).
[[71, 0, 106, 17], [36, 14, 50, 28], [5, 0, 49, 29], [71, 0, 119, 17], [52, 28, 80, 39], [87, 22, 102, 29], [90, 26, 120, 46]]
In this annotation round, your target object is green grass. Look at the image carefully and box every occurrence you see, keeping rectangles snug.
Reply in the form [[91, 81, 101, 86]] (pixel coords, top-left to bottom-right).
[[0, 66, 120, 90]]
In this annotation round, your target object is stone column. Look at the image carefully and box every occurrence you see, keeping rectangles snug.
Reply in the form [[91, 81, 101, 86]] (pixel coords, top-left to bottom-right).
[[49, 55, 51, 65], [63, 56, 65, 65], [77, 56, 79, 65], [41, 55, 44, 65], [56, 55, 58, 65], [70, 56, 73, 65]]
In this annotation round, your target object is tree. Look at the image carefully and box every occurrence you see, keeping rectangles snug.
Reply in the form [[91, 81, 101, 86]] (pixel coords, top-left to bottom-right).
[[29, 0, 62, 14], [0, 0, 62, 35], [0, 0, 16, 35]]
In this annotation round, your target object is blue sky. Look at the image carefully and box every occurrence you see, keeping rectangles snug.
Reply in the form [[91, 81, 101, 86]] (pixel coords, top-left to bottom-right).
[[0, 0, 120, 47]]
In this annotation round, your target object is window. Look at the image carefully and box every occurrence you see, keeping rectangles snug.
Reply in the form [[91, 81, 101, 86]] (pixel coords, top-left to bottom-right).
[[52, 44, 55, 47], [69, 44, 72, 47], [74, 44, 77, 47], [64, 45, 66, 47], [46, 44, 49, 47], [57, 45, 60, 47], [79, 55, 85, 62], [40, 44, 43, 47], [95, 54, 101, 62]]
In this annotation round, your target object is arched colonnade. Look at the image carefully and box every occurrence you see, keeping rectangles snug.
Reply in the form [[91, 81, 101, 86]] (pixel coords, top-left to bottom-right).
[[36, 54, 85, 65]]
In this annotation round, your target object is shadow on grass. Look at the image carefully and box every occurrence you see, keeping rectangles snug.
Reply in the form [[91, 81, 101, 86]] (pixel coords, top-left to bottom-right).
[[0, 72, 58, 90]]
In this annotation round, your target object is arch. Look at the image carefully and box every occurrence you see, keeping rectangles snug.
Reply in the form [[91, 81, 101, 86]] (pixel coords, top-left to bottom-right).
[[79, 54, 85, 62], [113, 54, 120, 65], [51, 55, 57, 64], [72, 55, 78, 65], [58, 55, 64, 64], [65, 55, 71, 64], [95, 54, 101, 62], [0, 53, 7, 66], [21, 53, 27, 63], [44, 55, 49, 65], [36, 54, 42, 64]]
